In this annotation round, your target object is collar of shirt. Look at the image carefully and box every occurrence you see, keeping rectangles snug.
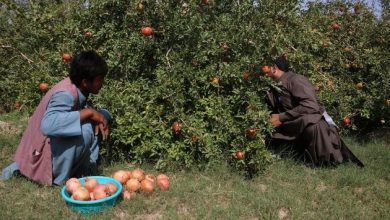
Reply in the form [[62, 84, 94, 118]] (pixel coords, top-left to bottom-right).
[[77, 88, 88, 107]]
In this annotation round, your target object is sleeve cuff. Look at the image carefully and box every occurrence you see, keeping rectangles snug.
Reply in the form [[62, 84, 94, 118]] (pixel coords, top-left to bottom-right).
[[279, 112, 289, 122]]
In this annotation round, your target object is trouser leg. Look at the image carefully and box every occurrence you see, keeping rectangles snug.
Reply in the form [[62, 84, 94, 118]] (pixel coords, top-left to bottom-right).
[[52, 120, 94, 185], [300, 119, 344, 166], [72, 109, 111, 178], [0, 162, 20, 180]]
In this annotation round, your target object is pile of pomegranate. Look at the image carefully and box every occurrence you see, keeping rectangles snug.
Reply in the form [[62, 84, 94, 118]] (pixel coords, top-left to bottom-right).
[[112, 168, 170, 200], [65, 177, 118, 201]]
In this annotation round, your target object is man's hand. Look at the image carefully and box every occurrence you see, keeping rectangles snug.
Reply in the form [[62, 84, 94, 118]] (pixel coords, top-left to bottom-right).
[[269, 114, 282, 127], [90, 110, 109, 141], [94, 122, 109, 141], [80, 108, 109, 141]]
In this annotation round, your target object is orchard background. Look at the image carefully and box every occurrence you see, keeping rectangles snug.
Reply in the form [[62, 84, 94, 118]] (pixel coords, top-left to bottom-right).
[[0, 0, 389, 176]]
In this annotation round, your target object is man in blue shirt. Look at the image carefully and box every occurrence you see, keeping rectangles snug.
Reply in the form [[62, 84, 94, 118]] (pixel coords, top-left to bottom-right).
[[1, 50, 112, 185]]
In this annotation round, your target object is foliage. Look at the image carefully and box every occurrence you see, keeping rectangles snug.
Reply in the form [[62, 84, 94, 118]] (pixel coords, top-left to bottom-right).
[[0, 0, 389, 175]]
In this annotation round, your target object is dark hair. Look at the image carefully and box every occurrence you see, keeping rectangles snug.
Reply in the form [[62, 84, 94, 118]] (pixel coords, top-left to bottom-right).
[[69, 50, 108, 86], [274, 56, 289, 72]]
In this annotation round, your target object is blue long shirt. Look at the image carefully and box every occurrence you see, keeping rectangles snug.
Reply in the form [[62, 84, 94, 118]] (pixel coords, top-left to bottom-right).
[[40, 89, 98, 185], [41, 89, 87, 136]]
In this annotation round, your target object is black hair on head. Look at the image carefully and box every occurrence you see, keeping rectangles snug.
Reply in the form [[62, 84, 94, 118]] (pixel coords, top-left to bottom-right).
[[69, 50, 108, 87], [274, 56, 289, 72]]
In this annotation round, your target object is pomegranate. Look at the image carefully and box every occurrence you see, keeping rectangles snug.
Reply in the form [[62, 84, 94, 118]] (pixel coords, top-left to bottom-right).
[[105, 182, 118, 195], [92, 184, 108, 200], [191, 134, 200, 142], [191, 58, 199, 67], [157, 178, 170, 191], [222, 42, 230, 50], [343, 116, 351, 126], [84, 177, 99, 192], [137, 3, 145, 12], [246, 128, 257, 138], [211, 76, 220, 85], [84, 31, 93, 38], [38, 82, 49, 92], [356, 82, 364, 90], [62, 53, 71, 62], [131, 168, 145, 181], [261, 65, 270, 74], [330, 22, 340, 30], [141, 27, 153, 36], [125, 170, 132, 179], [145, 174, 155, 183], [140, 179, 154, 194], [66, 178, 82, 194], [122, 189, 135, 200], [113, 170, 130, 184], [171, 121, 182, 135], [235, 150, 245, 160], [242, 72, 251, 81], [14, 100, 22, 109], [72, 187, 90, 201], [157, 174, 169, 181], [90, 192, 95, 200], [126, 178, 141, 192]]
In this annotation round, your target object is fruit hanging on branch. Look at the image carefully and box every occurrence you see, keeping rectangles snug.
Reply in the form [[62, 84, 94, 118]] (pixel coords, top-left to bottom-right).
[[191, 58, 199, 67], [314, 84, 321, 92], [191, 134, 200, 143], [84, 31, 93, 39], [62, 53, 72, 62], [137, 2, 145, 12], [141, 27, 153, 36], [261, 65, 270, 74], [211, 76, 220, 85], [330, 21, 340, 30], [242, 71, 251, 81], [222, 42, 230, 51], [202, 0, 209, 5], [343, 116, 351, 126], [235, 150, 245, 160], [246, 128, 257, 139], [327, 80, 334, 87], [38, 82, 49, 92], [14, 100, 22, 109], [171, 121, 182, 135], [343, 46, 353, 52], [356, 82, 364, 90]]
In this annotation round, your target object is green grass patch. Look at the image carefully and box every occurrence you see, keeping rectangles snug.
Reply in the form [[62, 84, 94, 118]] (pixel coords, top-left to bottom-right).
[[0, 114, 389, 219]]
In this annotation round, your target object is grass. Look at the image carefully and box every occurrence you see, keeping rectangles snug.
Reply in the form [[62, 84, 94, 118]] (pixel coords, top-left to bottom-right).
[[0, 111, 389, 220]]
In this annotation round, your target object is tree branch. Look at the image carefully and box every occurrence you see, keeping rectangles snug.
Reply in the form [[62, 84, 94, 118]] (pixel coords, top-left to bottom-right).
[[1, 45, 34, 64]]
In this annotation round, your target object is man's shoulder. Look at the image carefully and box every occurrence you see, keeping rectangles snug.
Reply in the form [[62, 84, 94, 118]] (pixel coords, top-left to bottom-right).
[[49, 91, 75, 104], [281, 71, 300, 84], [287, 72, 311, 84]]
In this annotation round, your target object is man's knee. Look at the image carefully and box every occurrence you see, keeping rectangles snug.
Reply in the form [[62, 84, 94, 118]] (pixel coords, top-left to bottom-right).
[[98, 109, 112, 122]]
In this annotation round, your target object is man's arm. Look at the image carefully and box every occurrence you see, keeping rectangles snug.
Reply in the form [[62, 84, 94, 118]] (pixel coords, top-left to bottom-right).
[[279, 75, 321, 122], [40, 91, 82, 137], [41, 91, 107, 137]]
